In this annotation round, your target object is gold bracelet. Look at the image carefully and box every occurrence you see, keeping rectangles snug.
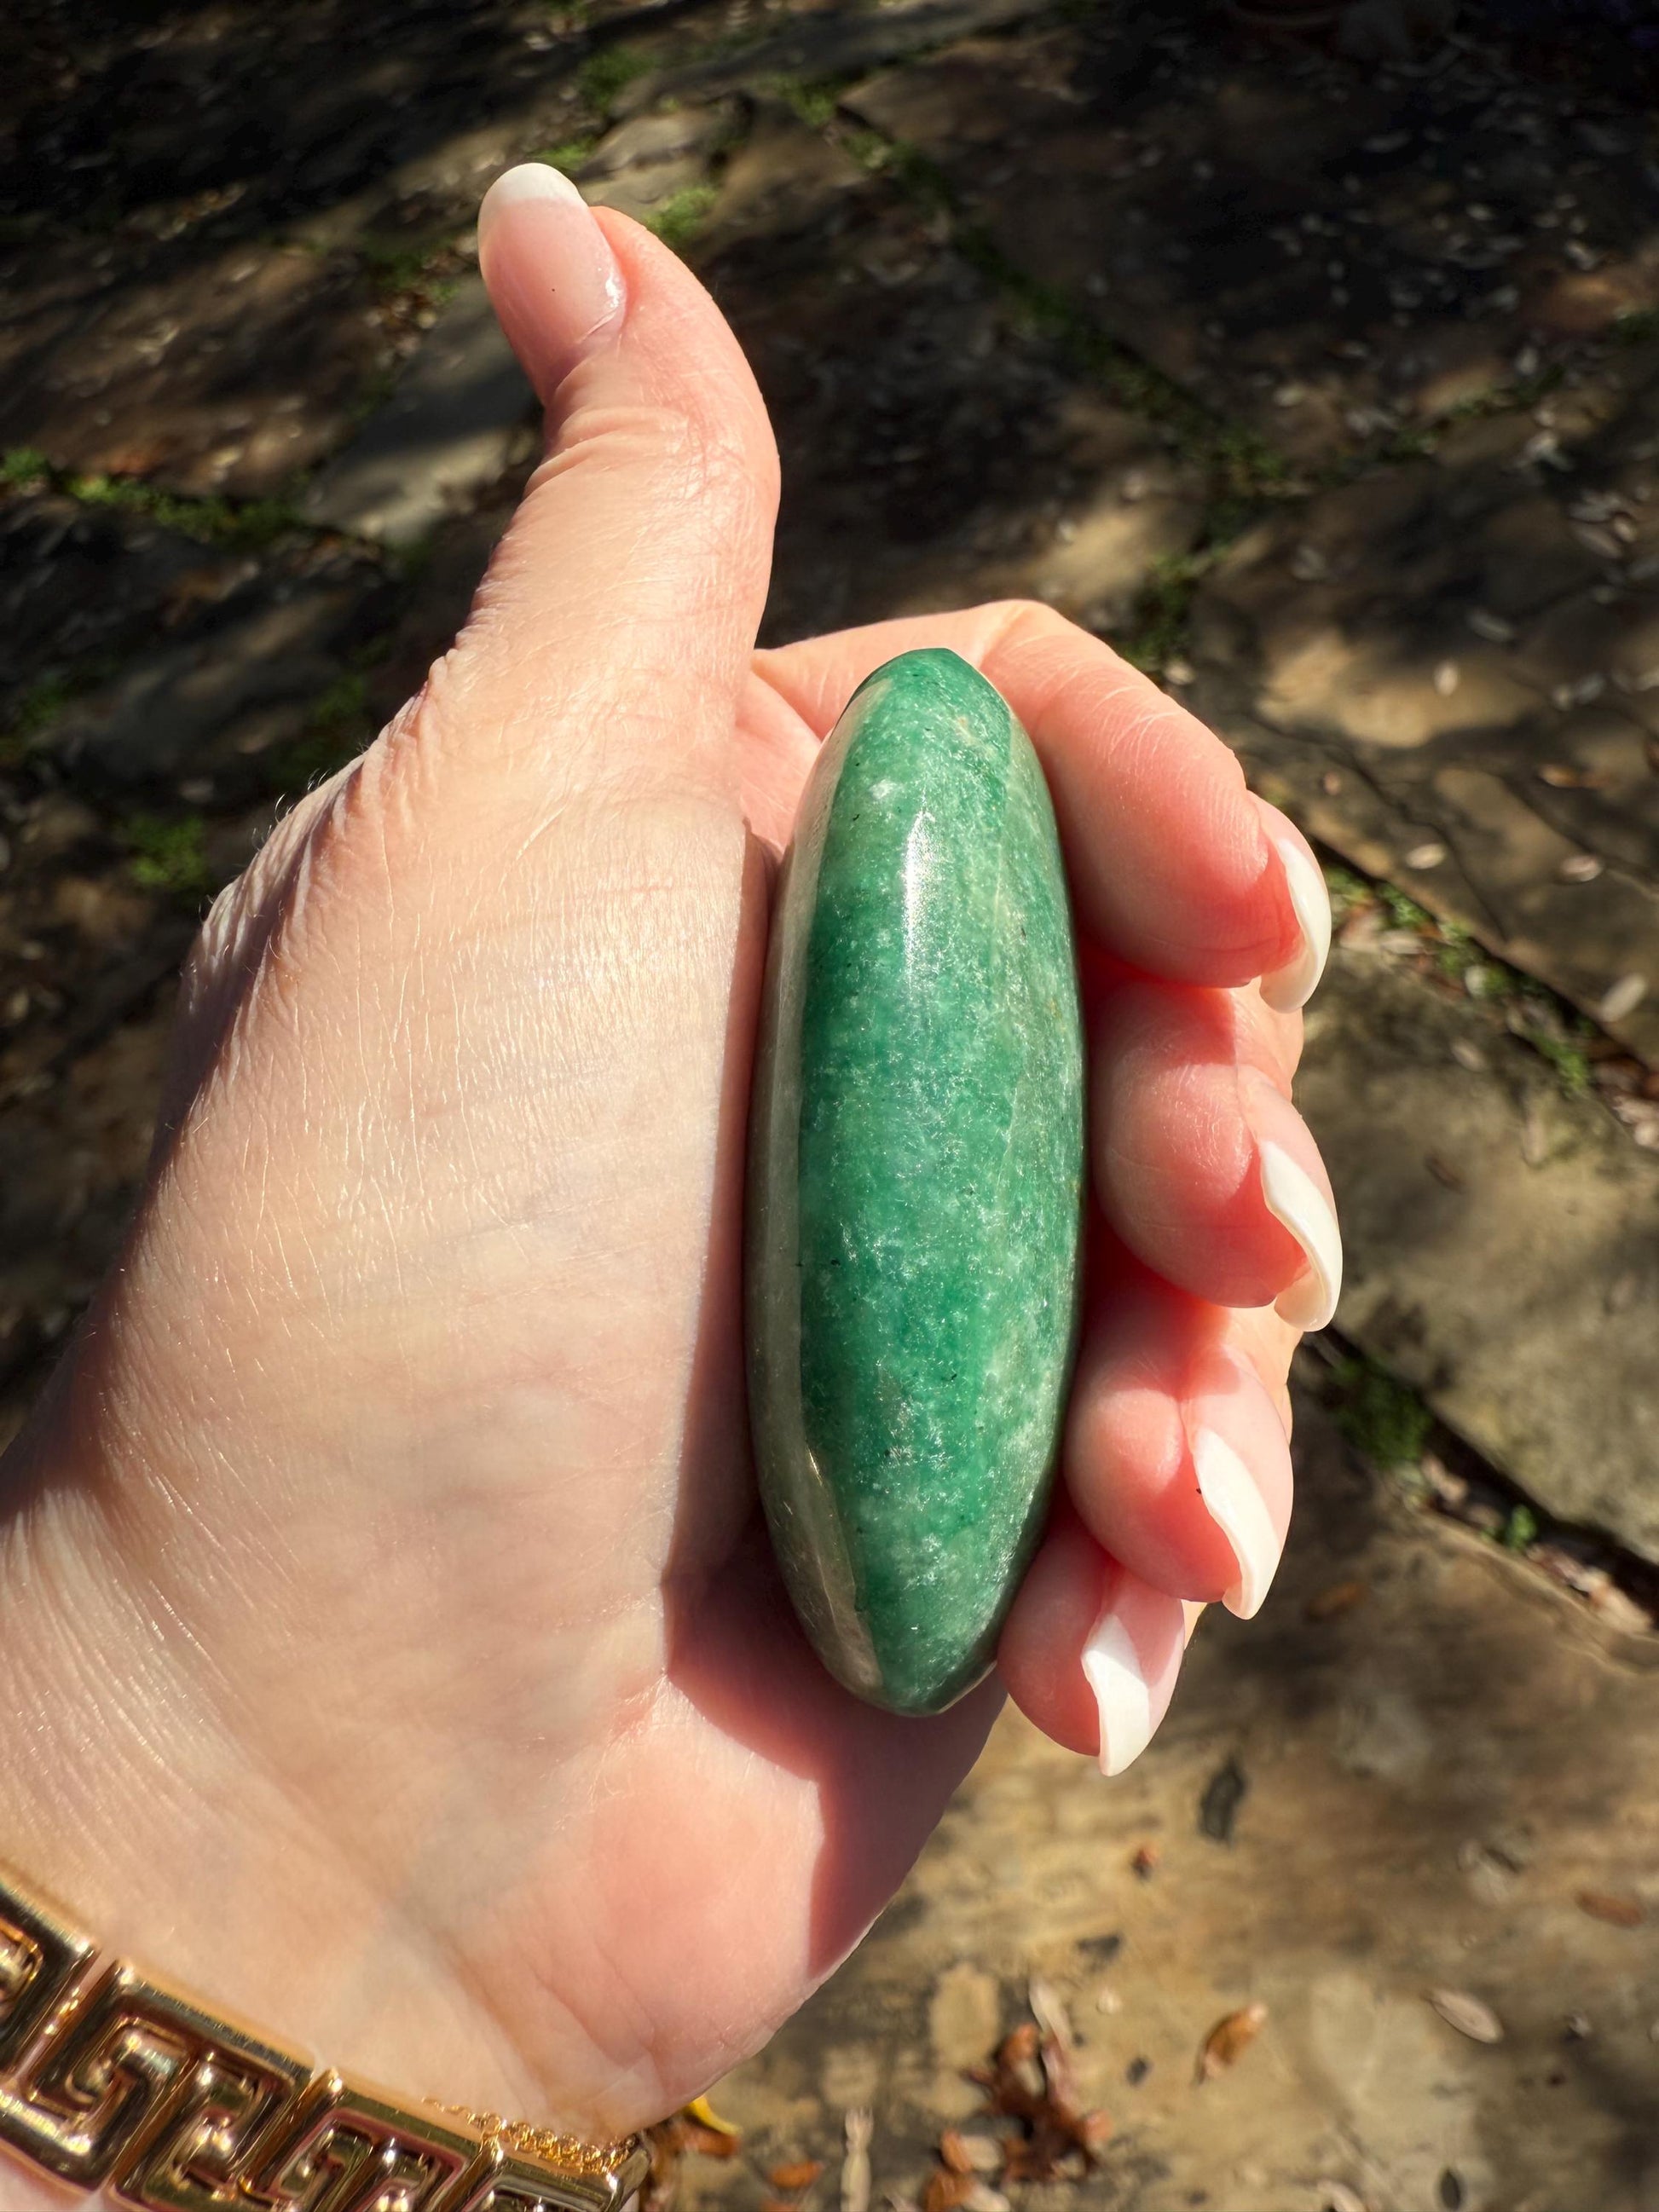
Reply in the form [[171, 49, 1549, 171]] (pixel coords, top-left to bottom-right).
[[0, 1857, 647, 2210]]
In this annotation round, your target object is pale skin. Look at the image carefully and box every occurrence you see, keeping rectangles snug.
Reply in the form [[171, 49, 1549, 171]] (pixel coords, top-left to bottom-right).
[[0, 169, 1338, 2188]]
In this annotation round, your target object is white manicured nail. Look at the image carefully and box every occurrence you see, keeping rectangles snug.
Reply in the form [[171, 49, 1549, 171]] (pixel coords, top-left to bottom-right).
[[483, 161, 589, 216], [1192, 1426, 1281, 1620], [1081, 1608, 1154, 1778], [477, 163, 626, 358], [1260, 835, 1332, 1013], [1260, 1141, 1343, 1331]]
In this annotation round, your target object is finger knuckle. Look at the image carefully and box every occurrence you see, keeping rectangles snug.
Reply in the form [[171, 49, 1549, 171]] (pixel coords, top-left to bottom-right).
[[986, 598, 1086, 654]]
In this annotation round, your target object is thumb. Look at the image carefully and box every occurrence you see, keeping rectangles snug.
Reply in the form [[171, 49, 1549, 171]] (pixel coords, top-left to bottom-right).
[[442, 163, 778, 788]]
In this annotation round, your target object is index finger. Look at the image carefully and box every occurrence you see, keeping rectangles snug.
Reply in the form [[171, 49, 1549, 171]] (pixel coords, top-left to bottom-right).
[[754, 601, 1317, 993]]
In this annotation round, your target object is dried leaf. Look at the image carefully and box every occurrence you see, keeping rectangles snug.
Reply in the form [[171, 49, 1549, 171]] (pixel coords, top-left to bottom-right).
[[1338, 903, 1383, 952], [987, 2023, 1045, 2106], [968, 2018, 1110, 2177], [679, 2124, 742, 2160], [939, 2134, 974, 2177], [1195, 2001, 1268, 2083], [1076, 2111, 1113, 2156], [921, 2168, 974, 2212], [769, 2163, 825, 2192], [947, 2136, 1005, 2175], [961, 2188, 1009, 2212], [1598, 973, 1649, 1025], [842, 2108, 872, 2212], [1426, 1152, 1465, 1190], [1028, 1978, 1079, 2114], [1428, 1988, 1505, 2043], [1537, 761, 1610, 789], [683, 2099, 741, 2141], [645, 2104, 745, 2212], [1577, 1888, 1645, 1927], [102, 441, 175, 477], [1305, 1578, 1368, 1623], [1026, 1979, 1074, 2055]]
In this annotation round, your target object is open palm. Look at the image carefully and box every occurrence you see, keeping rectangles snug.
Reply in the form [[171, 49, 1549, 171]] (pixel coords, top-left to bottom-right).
[[0, 171, 1336, 2164]]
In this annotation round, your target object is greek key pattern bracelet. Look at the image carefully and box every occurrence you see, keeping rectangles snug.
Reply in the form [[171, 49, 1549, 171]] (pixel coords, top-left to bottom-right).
[[0, 1859, 648, 2211]]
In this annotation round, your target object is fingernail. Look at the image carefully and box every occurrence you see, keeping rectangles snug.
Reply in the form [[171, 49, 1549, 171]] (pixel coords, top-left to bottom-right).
[[478, 164, 626, 369], [1260, 833, 1332, 1014], [1191, 1425, 1281, 1620], [1259, 1140, 1343, 1331], [1081, 1580, 1185, 1778]]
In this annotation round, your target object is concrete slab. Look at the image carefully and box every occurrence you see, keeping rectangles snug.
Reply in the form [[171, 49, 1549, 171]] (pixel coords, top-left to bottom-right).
[[303, 275, 531, 546], [691, 1392, 1659, 2212]]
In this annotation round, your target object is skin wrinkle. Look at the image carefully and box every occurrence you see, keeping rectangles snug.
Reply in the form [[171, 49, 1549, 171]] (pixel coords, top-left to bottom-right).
[[479, 430, 768, 690]]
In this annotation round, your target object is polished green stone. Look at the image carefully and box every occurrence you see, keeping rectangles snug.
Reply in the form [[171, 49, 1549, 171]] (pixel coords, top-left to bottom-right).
[[746, 648, 1086, 1716]]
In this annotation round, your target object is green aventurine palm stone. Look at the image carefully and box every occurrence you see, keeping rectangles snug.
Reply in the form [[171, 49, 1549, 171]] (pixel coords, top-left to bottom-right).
[[746, 648, 1086, 1716]]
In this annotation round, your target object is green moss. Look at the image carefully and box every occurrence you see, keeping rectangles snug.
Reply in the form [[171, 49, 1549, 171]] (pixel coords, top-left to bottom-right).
[[1377, 424, 1439, 464], [1432, 915, 1472, 970], [1524, 1023, 1592, 1100], [0, 673, 73, 763], [756, 75, 847, 130], [356, 237, 440, 297], [1376, 880, 1435, 934], [646, 182, 719, 252], [578, 42, 652, 115], [123, 812, 213, 901], [32, 465, 306, 551], [1322, 861, 1372, 916], [1503, 1504, 1540, 1552], [1332, 1355, 1433, 1470], [1, 447, 51, 491], [836, 115, 1302, 523], [948, 223, 1291, 502], [841, 128, 893, 174], [532, 136, 599, 174], [1113, 552, 1205, 676], [348, 360, 402, 429]]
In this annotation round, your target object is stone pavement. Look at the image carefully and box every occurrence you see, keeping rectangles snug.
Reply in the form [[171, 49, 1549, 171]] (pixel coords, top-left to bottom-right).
[[692, 1383, 1659, 2212], [5, 1, 1659, 2202]]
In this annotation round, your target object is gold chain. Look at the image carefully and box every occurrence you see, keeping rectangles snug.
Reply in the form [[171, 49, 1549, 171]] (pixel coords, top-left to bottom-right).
[[426, 2100, 638, 2178], [0, 1857, 648, 2209]]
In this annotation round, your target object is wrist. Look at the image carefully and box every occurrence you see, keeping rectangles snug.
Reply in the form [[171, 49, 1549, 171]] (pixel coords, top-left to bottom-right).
[[0, 1854, 643, 2209], [0, 1416, 625, 2163]]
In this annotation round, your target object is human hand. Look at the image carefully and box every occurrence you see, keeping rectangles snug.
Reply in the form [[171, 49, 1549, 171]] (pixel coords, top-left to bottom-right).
[[0, 166, 1336, 2159]]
